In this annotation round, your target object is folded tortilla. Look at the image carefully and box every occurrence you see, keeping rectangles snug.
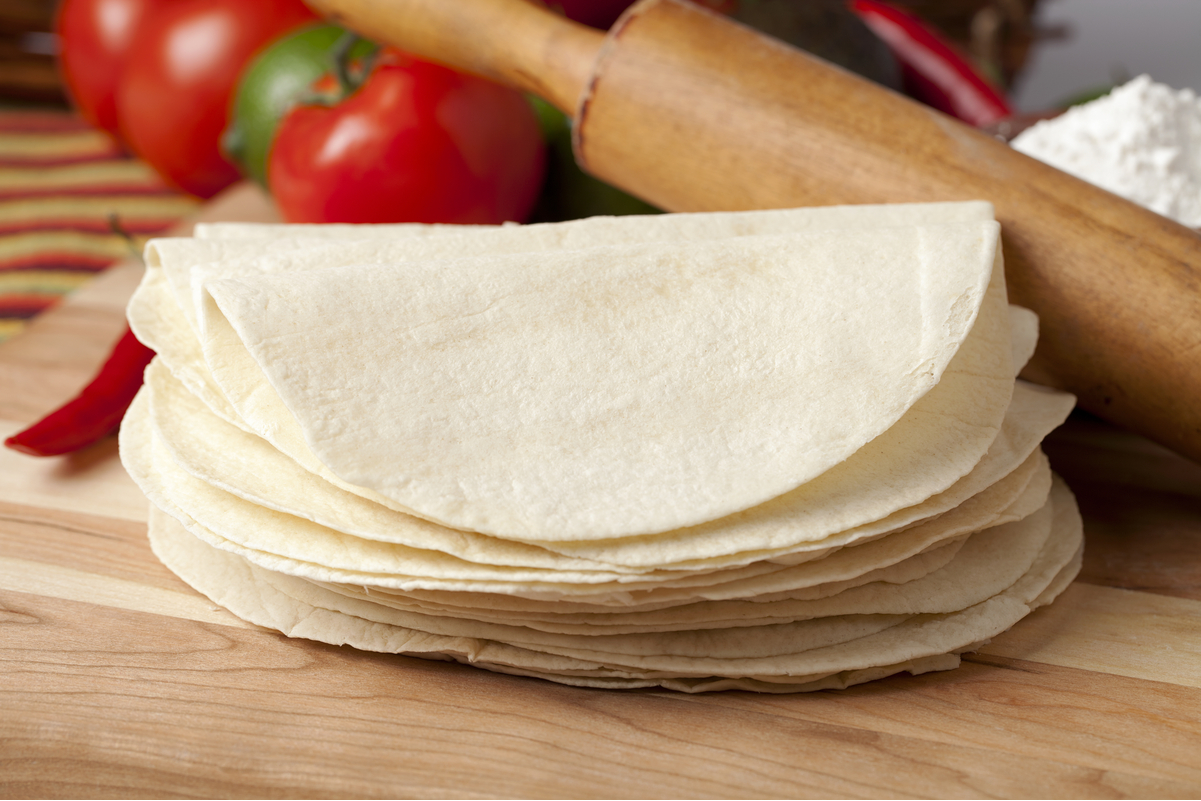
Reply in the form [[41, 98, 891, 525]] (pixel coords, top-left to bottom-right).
[[197, 223, 1002, 539]]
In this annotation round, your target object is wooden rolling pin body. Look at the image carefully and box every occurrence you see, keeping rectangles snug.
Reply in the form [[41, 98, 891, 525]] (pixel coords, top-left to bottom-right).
[[307, 0, 1201, 462]]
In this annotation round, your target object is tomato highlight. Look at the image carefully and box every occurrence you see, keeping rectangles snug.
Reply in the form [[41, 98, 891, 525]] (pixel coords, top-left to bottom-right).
[[115, 0, 317, 197], [268, 48, 546, 225], [56, 0, 176, 139]]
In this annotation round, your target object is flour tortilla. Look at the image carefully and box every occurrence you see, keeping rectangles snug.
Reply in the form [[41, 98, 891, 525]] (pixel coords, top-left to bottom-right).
[[146, 235, 470, 334], [147, 350, 1066, 577], [139, 233, 1034, 567], [126, 375, 1050, 604], [271, 565, 913, 658], [333, 479, 1078, 677], [128, 388, 677, 587], [481, 653, 966, 692], [127, 385, 836, 594], [327, 452, 1048, 609], [198, 223, 1001, 539], [316, 490, 1054, 635], [145, 238, 274, 334], [139, 236, 1068, 573], [319, 542, 963, 631], [153, 202, 1001, 432], [128, 270, 247, 429], [144, 478, 1081, 691], [316, 457, 1051, 634], [132, 274, 422, 517], [149, 203, 1017, 428], [139, 201, 1015, 546], [138, 267, 1061, 574], [1009, 305, 1039, 372], [128, 202, 1083, 693], [401, 500, 1053, 664], [139, 238, 1037, 439], [146, 359, 623, 573], [530, 379, 1069, 568], [174, 203, 996, 344]]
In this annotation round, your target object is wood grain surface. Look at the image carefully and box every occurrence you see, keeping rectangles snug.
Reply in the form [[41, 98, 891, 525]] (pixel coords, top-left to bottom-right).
[[3, 184, 1201, 799]]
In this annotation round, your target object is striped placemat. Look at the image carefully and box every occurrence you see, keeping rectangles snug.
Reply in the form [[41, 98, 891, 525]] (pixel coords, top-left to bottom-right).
[[0, 109, 199, 342]]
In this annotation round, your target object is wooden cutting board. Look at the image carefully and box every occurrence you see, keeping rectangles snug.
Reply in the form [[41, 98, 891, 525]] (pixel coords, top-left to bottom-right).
[[3, 184, 1200, 798]]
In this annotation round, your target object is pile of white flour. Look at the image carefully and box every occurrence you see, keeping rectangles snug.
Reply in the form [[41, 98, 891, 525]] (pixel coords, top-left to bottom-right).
[[1012, 75, 1201, 227]]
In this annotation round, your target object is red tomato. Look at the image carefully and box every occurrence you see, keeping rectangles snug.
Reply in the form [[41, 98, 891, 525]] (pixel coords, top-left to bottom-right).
[[56, 0, 176, 138], [115, 0, 316, 198], [267, 49, 546, 225]]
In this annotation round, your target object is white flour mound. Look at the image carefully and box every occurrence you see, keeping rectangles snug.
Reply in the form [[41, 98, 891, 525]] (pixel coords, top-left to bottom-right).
[[1012, 75, 1201, 227]]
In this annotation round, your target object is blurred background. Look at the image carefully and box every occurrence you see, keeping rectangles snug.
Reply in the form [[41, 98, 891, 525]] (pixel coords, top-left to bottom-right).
[[1, 0, 61, 105], [1, 0, 1198, 343], [1010, 0, 1201, 110], [4, 0, 1199, 110]]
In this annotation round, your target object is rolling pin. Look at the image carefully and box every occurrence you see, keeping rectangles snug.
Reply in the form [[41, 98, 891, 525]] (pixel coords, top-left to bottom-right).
[[307, 0, 1201, 463]]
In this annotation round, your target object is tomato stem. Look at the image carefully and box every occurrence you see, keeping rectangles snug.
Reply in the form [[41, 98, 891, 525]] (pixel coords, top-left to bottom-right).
[[331, 31, 361, 96]]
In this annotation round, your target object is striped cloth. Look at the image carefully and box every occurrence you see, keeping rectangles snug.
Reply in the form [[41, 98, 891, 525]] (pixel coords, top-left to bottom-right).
[[0, 109, 199, 342]]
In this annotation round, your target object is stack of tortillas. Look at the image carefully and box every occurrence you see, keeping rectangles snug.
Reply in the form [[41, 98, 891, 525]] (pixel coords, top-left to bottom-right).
[[120, 201, 1083, 693]]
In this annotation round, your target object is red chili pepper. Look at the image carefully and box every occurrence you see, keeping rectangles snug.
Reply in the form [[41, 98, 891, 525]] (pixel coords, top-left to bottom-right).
[[848, 0, 1012, 127], [5, 326, 154, 456]]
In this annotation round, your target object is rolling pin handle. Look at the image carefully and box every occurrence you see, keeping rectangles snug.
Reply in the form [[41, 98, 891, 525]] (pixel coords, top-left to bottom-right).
[[302, 0, 605, 115]]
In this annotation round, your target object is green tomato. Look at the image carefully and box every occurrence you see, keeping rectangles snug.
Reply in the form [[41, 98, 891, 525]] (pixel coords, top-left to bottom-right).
[[222, 24, 375, 186]]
